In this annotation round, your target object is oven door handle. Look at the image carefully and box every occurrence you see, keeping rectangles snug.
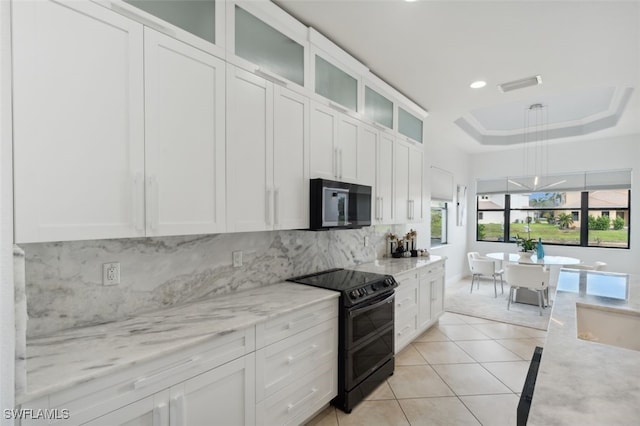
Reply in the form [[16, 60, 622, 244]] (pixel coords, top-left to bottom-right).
[[348, 292, 394, 318]]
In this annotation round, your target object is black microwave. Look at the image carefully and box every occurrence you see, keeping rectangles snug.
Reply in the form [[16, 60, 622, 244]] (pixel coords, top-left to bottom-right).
[[309, 179, 372, 230]]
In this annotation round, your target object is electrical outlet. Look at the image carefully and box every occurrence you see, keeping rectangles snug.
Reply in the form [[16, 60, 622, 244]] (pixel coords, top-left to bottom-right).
[[364, 236, 369, 247], [103, 262, 120, 286], [232, 251, 243, 268]]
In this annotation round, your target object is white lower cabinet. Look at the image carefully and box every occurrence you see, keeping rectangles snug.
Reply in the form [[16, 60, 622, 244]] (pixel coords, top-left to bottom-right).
[[82, 392, 167, 426], [83, 354, 255, 426], [20, 301, 338, 426], [255, 317, 338, 426], [393, 260, 446, 352], [255, 361, 335, 426]]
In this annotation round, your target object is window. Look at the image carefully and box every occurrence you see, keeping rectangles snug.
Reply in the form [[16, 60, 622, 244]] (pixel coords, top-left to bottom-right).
[[476, 189, 630, 249], [431, 201, 448, 246], [587, 191, 629, 248]]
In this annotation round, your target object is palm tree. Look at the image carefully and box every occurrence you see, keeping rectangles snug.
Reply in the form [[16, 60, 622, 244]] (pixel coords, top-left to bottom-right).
[[557, 212, 574, 230]]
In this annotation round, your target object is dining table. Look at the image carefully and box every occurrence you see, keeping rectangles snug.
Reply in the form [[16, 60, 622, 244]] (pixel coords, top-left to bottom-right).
[[485, 252, 581, 305]]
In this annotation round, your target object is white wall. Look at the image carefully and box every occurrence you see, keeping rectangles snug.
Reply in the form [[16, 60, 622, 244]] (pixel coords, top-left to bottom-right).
[[0, 0, 15, 422], [422, 135, 471, 284], [468, 134, 640, 274]]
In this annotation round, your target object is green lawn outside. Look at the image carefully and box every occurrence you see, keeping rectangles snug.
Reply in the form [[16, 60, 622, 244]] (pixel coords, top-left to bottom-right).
[[478, 222, 628, 247]]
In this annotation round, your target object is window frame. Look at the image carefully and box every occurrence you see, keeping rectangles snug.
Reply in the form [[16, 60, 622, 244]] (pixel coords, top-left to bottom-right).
[[431, 201, 448, 246], [476, 190, 630, 249]]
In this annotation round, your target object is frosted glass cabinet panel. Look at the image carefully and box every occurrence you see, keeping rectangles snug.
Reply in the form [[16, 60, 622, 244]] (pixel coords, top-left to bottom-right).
[[315, 55, 358, 111], [364, 86, 393, 129], [235, 6, 304, 86], [398, 107, 423, 143], [125, 0, 216, 44]]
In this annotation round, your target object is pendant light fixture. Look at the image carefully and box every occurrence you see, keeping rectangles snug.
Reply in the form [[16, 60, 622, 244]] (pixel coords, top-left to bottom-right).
[[508, 103, 566, 192]]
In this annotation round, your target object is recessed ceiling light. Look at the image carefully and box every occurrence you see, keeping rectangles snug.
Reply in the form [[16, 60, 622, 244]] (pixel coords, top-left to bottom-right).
[[405, 0, 418, 2], [470, 80, 487, 89]]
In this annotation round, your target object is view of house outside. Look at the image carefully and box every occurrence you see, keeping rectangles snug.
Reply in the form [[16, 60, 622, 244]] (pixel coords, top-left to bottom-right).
[[477, 190, 629, 248]]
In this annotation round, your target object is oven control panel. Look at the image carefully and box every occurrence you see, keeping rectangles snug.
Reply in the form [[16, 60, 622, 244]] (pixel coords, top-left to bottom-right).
[[348, 276, 397, 302]]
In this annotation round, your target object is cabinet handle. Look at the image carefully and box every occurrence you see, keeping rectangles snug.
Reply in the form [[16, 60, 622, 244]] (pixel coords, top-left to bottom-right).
[[109, 1, 172, 34], [266, 188, 272, 226], [274, 188, 279, 227], [133, 357, 199, 390], [333, 148, 338, 178], [170, 394, 186, 426], [398, 325, 412, 336], [146, 176, 159, 232], [287, 344, 318, 364], [287, 387, 319, 413], [132, 173, 143, 233], [381, 197, 384, 221], [153, 402, 168, 426], [254, 67, 288, 87], [286, 313, 318, 330], [329, 101, 349, 113]]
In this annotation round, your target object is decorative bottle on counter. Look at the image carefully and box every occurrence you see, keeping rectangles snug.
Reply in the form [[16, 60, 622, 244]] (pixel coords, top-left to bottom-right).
[[537, 237, 545, 259]]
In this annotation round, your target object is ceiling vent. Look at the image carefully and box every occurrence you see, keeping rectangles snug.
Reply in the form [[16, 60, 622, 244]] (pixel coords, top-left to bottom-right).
[[497, 75, 543, 93]]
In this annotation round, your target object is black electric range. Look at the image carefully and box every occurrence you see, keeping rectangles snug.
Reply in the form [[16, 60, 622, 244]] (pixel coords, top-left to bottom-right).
[[288, 268, 398, 413]]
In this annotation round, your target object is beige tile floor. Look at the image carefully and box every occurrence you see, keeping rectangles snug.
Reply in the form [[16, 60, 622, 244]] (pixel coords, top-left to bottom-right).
[[306, 312, 546, 426]]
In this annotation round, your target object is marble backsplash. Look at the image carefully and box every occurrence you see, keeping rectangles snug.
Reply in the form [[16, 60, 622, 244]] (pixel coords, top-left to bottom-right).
[[21, 226, 397, 337]]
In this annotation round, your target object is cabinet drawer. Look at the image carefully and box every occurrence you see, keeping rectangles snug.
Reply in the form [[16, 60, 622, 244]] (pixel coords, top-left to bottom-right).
[[395, 310, 418, 353], [255, 361, 336, 426], [418, 261, 445, 279], [256, 298, 338, 348], [395, 280, 418, 316], [25, 328, 255, 425], [256, 317, 337, 402]]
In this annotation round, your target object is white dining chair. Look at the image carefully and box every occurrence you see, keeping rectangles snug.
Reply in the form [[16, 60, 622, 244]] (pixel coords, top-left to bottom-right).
[[467, 252, 504, 298], [505, 263, 550, 316]]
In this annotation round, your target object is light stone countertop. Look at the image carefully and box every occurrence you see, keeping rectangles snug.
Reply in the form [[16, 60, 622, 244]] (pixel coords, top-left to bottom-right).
[[528, 269, 640, 425], [18, 282, 339, 405], [350, 255, 446, 276]]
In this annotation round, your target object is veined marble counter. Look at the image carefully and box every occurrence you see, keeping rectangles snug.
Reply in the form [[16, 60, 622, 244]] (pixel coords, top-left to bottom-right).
[[18, 282, 339, 405], [528, 269, 640, 425], [350, 255, 446, 276]]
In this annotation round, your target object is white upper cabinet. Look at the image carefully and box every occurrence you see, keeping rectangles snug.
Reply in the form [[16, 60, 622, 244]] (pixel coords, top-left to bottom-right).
[[364, 86, 394, 130], [226, 66, 273, 233], [394, 141, 410, 224], [395, 139, 424, 224], [227, 65, 309, 232], [314, 55, 358, 112], [358, 124, 378, 222], [376, 133, 395, 225], [309, 102, 361, 184], [408, 147, 424, 222], [398, 106, 425, 144], [227, 1, 308, 91], [273, 86, 310, 230], [12, 0, 145, 243], [144, 28, 226, 237], [113, 0, 225, 58], [309, 28, 367, 113]]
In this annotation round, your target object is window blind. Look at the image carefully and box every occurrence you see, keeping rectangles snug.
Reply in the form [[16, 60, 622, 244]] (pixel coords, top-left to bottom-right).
[[431, 166, 454, 201], [476, 169, 631, 195]]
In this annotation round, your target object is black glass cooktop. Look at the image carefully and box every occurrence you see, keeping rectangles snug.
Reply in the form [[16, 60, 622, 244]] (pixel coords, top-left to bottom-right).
[[288, 268, 391, 292]]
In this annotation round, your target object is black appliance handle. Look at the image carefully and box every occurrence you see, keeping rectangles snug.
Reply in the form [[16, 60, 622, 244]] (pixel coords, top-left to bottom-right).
[[348, 292, 394, 318]]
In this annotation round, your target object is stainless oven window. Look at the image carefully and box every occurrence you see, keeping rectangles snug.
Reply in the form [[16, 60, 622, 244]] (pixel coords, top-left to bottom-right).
[[346, 325, 394, 390], [346, 292, 394, 347]]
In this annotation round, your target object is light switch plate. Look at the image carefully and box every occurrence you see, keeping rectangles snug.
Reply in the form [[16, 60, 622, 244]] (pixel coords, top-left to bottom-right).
[[103, 262, 120, 285], [364, 236, 369, 247], [232, 251, 243, 268]]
